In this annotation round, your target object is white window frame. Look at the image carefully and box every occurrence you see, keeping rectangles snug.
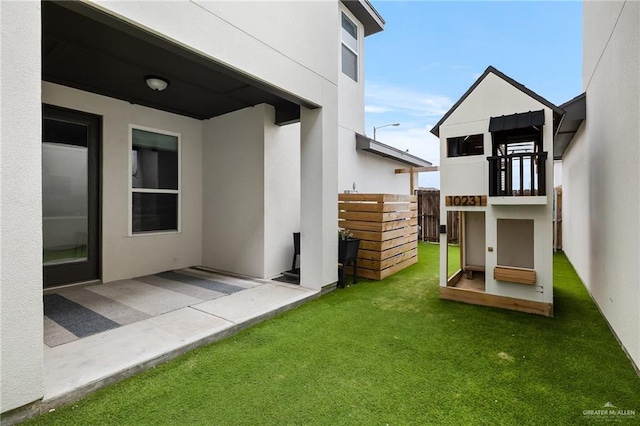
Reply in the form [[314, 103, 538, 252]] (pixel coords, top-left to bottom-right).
[[341, 11, 359, 82], [128, 124, 181, 236]]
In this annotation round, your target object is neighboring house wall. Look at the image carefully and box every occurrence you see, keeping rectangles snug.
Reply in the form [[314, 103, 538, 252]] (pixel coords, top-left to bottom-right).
[[337, 4, 412, 195], [563, 1, 640, 367], [338, 130, 413, 194], [42, 83, 204, 283], [0, 1, 45, 414]]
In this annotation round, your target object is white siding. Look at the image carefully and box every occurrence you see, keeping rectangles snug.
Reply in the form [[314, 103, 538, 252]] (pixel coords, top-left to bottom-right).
[[563, 1, 640, 367]]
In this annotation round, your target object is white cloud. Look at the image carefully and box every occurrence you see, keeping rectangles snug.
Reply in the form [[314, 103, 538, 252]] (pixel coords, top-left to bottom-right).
[[365, 82, 453, 118], [364, 105, 393, 114]]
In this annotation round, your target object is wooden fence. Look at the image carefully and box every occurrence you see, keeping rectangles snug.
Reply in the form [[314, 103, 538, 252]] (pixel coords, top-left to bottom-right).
[[338, 193, 418, 280], [416, 189, 459, 243], [554, 186, 562, 250]]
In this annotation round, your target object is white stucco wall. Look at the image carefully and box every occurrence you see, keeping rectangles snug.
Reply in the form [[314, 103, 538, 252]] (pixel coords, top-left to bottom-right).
[[0, 1, 45, 413], [202, 106, 266, 277], [264, 115, 301, 279], [438, 72, 554, 305], [42, 83, 204, 283], [338, 4, 366, 132], [563, 1, 640, 367], [336, 5, 412, 195], [91, 0, 337, 108]]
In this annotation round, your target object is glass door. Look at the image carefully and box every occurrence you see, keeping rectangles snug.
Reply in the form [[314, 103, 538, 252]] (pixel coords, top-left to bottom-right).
[[43, 105, 100, 287]]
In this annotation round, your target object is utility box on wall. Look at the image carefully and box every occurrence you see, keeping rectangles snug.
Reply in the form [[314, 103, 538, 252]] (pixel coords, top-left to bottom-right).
[[338, 193, 418, 280]]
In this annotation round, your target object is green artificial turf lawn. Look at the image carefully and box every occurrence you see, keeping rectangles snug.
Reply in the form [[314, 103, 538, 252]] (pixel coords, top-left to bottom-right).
[[30, 243, 640, 425]]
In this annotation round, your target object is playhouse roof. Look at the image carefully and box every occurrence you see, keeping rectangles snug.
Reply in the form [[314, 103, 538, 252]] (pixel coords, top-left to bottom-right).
[[430, 66, 565, 137]]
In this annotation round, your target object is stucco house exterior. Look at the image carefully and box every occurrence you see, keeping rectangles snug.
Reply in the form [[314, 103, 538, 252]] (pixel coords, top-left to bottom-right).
[[431, 66, 560, 317], [1, 0, 431, 419], [559, 1, 639, 372]]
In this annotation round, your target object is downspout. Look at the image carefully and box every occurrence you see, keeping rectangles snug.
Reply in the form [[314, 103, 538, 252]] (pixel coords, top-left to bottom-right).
[[553, 111, 567, 139], [552, 112, 565, 253]]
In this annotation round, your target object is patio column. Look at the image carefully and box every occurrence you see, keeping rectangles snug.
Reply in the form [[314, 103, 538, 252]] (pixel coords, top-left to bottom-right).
[[0, 0, 45, 415], [299, 86, 338, 290]]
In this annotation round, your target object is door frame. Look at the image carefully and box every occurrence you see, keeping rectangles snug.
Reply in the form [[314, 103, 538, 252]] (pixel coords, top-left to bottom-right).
[[43, 104, 102, 287]]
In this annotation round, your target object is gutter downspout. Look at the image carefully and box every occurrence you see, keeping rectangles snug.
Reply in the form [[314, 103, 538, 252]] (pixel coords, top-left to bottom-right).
[[552, 112, 566, 253]]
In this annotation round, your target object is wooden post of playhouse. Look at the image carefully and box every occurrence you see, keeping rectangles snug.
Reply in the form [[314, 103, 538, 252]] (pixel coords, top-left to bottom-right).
[[410, 167, 415, 194]]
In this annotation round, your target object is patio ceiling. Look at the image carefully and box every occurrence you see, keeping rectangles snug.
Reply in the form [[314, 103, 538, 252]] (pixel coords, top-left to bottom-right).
[[42, 1, 312, 125]]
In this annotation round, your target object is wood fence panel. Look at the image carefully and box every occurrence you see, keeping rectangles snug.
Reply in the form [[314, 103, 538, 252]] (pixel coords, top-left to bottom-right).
[[416, 189, 459, 243], [555, 186, 563, 250], [339, 193, 418, 280]]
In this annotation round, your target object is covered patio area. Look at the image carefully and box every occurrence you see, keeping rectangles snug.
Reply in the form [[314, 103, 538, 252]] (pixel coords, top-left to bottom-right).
[[42, 270, 318, 410]]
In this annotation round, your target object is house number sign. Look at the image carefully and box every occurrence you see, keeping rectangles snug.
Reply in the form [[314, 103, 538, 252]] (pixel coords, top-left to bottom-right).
[[445, 195, 487, 207]]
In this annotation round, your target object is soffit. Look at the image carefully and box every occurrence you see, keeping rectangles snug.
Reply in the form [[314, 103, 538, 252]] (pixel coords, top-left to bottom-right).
[[42, 1, 313, 123], [555, 93, 586, 159], [342, 0, 385, 36]]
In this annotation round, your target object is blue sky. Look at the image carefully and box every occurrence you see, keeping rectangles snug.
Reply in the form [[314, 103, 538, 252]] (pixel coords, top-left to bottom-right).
[[363, 1, 583, 188]]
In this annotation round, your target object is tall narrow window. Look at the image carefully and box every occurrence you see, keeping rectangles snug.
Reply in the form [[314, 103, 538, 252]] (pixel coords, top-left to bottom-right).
[[341, 12, 358, 81], [130, 127, 180, 234]]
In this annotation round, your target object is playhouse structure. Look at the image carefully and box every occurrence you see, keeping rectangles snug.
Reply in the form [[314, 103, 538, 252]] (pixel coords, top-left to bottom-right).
[[431, 66, 564, 317]]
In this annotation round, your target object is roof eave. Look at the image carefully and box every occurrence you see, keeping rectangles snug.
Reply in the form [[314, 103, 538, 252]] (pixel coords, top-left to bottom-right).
[[356, 133, 432, 167], [342, 0, 385, 36], [554, 93, 586, 159]]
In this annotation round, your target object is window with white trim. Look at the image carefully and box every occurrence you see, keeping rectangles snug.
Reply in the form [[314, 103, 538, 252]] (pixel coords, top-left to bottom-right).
[[341, 12, 358, 81], [130, 127, 180, 234]]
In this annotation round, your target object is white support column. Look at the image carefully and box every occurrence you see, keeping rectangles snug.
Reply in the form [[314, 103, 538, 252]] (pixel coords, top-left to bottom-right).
[[0, 0, 45, 415], [299, 84, 338, 290]]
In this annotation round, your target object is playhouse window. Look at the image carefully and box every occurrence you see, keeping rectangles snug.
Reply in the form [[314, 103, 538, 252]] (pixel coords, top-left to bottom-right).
[[447, 134, 484, 157], [497, 219, 534, 269], [341, 12, 358, 81], [130, 127, 180, 234]]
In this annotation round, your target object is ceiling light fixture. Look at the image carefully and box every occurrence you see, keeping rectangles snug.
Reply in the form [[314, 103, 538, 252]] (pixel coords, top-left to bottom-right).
[[145, 75, 170, 91]]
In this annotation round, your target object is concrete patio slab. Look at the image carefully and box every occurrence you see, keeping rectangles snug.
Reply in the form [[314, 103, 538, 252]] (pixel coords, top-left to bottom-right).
[[192, 283, 315, 324], [135, 274, 227, 301], [87, 279, 202, 316], [44, 308, 233, 407], [43, 316, 78, 348], [42, 275, 320, 412]]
